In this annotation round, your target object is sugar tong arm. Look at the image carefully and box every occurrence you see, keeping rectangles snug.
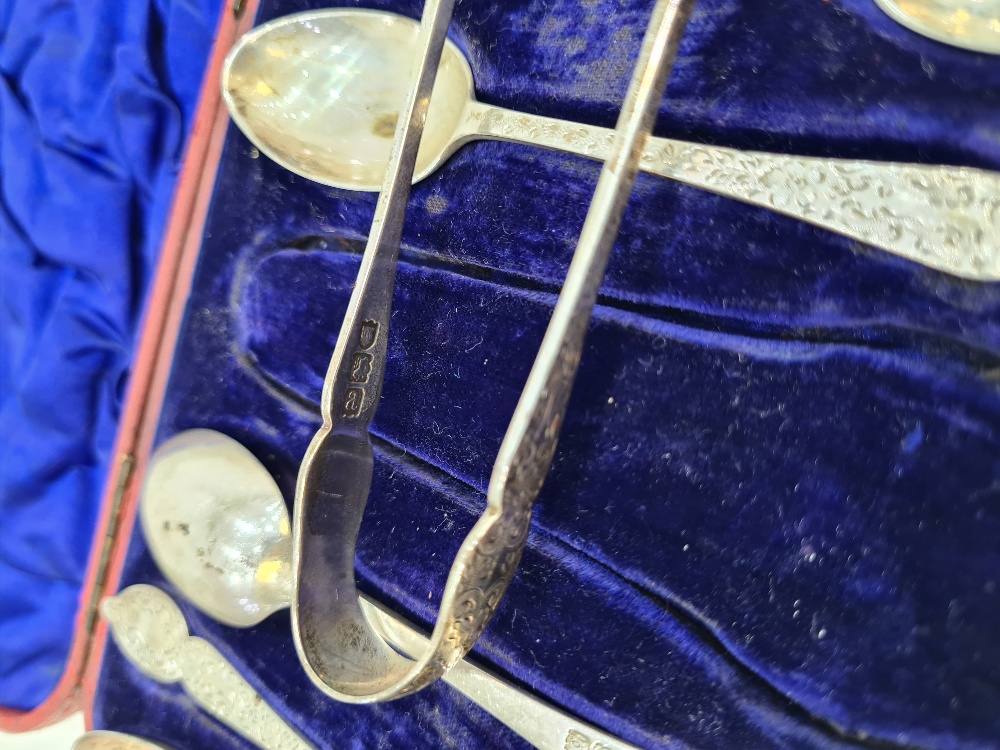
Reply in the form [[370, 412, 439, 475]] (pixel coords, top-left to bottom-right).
[[292, 0, 697, 704], [290, 0, 462, 703]]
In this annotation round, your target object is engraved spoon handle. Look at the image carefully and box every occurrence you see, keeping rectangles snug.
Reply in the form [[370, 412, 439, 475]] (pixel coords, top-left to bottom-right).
[[103, 586, 315, 750], [105, 584, 641, 750], [459, 101, 1000, 280], [361, 598, 641, 750]]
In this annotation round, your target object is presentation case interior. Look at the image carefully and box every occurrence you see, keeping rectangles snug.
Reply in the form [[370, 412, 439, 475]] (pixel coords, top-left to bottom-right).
[[4, 0, 1000, 746]]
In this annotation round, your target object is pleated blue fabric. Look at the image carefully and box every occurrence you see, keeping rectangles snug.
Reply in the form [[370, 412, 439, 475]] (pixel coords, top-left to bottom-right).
[[0, 0, 220, 709]]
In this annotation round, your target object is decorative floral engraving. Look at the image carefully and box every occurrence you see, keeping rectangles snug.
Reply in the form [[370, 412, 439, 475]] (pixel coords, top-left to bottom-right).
[[471, 108, 1000, 280], [102, 588, 186, 683], [661, 145, 1000, 279], [367, 287, 588, 700], [424, 310, 587, 689], [478, 108, 615, 162], [104, 586, 313, 750]]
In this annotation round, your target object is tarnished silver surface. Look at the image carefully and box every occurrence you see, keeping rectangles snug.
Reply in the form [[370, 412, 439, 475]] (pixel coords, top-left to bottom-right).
[[223, 8, 1000, 280], [139, 429, 642, 749], [874, 0, 1000, 54], [287, 0, 461, 703], [102, 585, 314, 750], [73, 731, 171, 750], [285, 0, 696, 704]]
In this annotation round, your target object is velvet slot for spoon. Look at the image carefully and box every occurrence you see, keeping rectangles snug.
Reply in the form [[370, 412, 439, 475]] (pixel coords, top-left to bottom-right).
[[223, 8, 1000, 281]]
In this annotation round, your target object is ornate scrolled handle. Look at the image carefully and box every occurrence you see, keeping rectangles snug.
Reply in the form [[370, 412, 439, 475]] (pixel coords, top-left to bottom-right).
[[647, 143, 1000, 280], [463, 104, 1000, 280], [103, 586, 314, 750]]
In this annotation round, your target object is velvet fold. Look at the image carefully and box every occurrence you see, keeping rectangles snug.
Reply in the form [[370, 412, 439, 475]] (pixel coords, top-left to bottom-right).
[[0, 0, 220, 710]]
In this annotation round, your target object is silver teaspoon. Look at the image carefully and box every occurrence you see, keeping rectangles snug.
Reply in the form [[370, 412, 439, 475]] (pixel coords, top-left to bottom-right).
[[140, 430, 642, 750], [102, 584, 315, 750], [222, 8, 1000, 280]]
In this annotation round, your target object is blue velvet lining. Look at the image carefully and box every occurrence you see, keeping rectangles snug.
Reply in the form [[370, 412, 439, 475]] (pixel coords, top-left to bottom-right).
[[0, 0, 221, 710], [90, 0, 1000, 747]]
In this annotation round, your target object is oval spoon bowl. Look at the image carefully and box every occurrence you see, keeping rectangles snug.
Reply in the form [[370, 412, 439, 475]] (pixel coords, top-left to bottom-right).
[[140, 429, 293, 628], [222, 8, 473, 189]]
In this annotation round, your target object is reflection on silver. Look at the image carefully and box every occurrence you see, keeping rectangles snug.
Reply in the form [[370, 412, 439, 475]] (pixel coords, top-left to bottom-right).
[[141, 430, 640, 749], [73, 731, 172, 750], [224, 8, 1000, 280], [102, 586, 315, 750], [875, 0, 1000, 54], [140, 430, 293, 628]]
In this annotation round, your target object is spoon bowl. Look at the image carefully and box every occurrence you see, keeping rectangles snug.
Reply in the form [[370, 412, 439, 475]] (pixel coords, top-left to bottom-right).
[[140, 429, 293, 628], [223, 8, 473, 188], [874, 0, 1000, 54]]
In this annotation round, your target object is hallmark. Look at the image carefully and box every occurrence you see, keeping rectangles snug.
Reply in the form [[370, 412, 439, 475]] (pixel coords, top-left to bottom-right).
[[341, 320, 380, 417], [358, 320, 379, 350], [342, 387, 364, 418], [350, 352, 373, 384]]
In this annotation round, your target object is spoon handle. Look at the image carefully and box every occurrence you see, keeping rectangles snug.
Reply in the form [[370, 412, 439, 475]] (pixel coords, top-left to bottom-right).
[[460, 101, 1000, 280], [103, 586, 315, 750], [361, 597, 641, 750]]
